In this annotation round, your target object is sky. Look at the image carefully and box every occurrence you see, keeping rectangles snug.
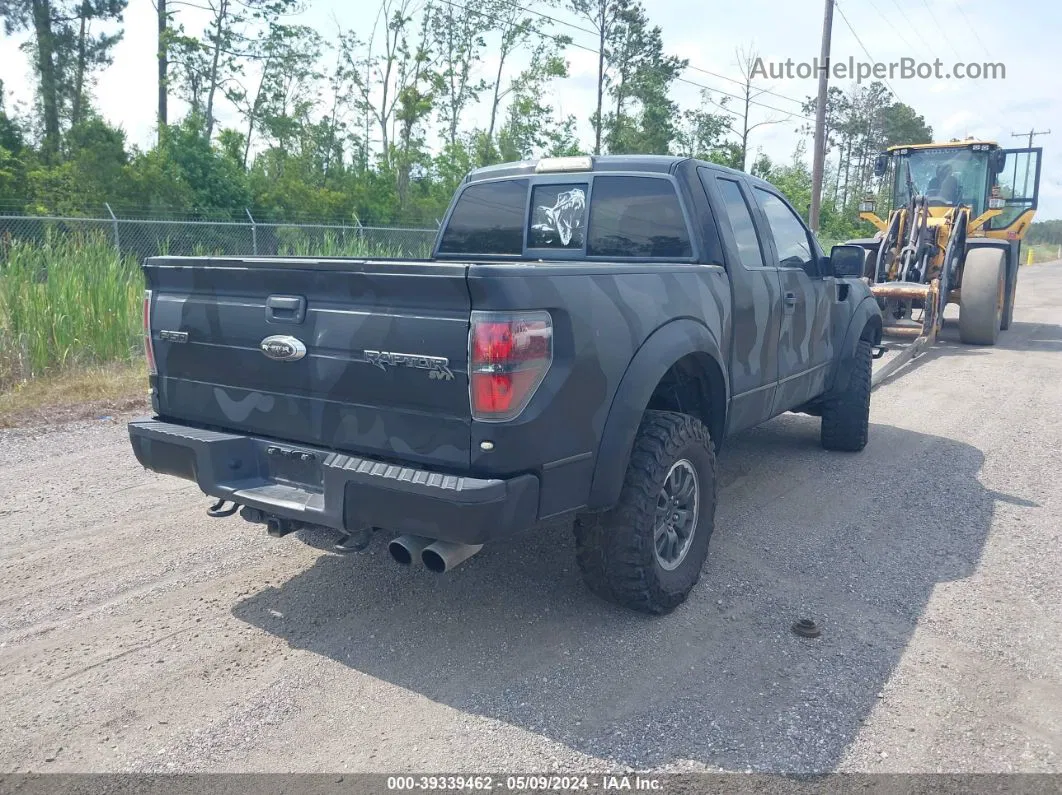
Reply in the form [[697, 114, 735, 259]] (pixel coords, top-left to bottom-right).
[[2, 0, 1061, 219]]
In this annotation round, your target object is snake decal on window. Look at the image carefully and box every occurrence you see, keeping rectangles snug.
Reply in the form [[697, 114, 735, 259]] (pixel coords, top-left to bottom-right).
[[531, 188, 586, 246]]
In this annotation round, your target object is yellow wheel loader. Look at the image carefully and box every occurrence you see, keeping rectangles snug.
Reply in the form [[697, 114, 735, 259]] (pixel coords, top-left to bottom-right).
[[848, 140, 1041, 379]]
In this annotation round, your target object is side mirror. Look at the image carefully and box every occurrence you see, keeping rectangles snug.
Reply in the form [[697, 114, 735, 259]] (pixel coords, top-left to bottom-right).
[[830, 244, 866, 278], [873, 154, 888, 178], [991, 149, 1007, 174]]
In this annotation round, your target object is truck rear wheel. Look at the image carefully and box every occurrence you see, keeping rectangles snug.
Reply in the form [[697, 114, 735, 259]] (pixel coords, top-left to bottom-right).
[[959, 248, 1005, 345], [573, 411, 716, 615], [820, 339, 872, 452]]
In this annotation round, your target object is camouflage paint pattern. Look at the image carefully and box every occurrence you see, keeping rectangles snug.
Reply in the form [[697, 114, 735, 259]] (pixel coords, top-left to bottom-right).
[[147, 258, 474, 469], [773, 267, 836, 414]]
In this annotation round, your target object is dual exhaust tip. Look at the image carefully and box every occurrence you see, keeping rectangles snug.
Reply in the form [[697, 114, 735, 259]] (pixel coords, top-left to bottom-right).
[[387, 535, 483, 573]]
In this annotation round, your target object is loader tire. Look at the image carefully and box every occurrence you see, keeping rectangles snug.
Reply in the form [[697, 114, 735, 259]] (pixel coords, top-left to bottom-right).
[[820, 339, 872, 453], [959, 248, 1005, 345], [573, 411, 716, 615]]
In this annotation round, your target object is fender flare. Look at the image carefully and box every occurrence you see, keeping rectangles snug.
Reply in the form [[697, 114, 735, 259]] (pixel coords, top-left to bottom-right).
[[964, 238, 1013, 273], [964, 239, 1010, 252], [586, 318, 729, 511], [828, 296, 882, 395]]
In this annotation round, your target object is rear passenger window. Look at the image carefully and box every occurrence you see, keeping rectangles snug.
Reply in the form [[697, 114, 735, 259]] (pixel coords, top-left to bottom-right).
[[438, 179, 528, 255], [587, 177, 692, 258], [716, 178, 766, 269], [754, 188, 813, 269]]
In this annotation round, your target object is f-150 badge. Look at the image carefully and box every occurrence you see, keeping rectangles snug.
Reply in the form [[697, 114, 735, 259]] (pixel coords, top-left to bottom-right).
[[363, 350, 454, 380]]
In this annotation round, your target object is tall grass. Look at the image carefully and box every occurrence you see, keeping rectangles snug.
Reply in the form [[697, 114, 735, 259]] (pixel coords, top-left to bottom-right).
[[276, 229, 430, 259], [0, 233, 142, 387], [0, 230, 438, 390], [1028, 243, 1061, 264]]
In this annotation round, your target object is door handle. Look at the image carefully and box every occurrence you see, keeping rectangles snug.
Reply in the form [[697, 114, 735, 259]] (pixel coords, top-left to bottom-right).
[[784, 291, 797, 310], [266, 295, 306, 324]]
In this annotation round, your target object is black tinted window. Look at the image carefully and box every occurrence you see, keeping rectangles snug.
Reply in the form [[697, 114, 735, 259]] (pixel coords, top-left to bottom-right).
[[717, 178, 766, 268], [529, 183, 588, 249], [754, 188, 812, 269], [438, 179, 527, 255], [588, 177, 692, 258]]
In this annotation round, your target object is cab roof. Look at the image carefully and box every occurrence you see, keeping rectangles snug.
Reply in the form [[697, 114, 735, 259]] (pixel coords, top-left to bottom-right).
[[465, 155, 683, 183], [463, 154, 778, 193], [886, 139, 999, 153]]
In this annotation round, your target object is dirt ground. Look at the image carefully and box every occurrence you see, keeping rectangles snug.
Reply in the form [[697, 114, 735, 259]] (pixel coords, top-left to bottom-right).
[[1, 264, 1060, 775]]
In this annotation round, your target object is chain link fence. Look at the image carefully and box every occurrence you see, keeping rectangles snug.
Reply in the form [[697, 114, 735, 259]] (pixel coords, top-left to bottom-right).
[[0, 210, 439, 261]]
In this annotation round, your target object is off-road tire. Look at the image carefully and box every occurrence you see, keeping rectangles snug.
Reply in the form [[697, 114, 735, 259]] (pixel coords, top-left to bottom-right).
[[959, 248, 1005, 345], [820, 339, 872, 452], [573, 411, 716, 615]]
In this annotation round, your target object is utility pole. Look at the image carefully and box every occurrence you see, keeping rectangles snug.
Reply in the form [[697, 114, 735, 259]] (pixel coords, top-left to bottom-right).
[[1010, 129, 1049, 196], [1012, 128, 1050, 149], [809, 0, 834, 232], [158, 0, 168, 133]]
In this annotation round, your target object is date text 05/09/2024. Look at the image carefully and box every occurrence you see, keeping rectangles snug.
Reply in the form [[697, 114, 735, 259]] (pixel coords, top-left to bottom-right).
[[386, 775, 664, 791]]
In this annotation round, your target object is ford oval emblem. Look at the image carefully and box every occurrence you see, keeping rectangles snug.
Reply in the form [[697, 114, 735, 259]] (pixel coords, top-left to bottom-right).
[[260, 335, 307, 362]]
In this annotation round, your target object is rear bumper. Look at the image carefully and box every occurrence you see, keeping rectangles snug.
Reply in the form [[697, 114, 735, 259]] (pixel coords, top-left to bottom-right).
[[128, 418, 540, 545]]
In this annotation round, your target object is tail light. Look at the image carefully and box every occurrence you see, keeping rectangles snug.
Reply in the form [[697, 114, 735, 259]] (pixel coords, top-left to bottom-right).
[[143, 289, 157, 376], [469, 311, 552, 421]]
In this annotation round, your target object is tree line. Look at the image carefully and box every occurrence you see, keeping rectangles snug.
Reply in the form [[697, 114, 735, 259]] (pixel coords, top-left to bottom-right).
[[1027, 219, 1062, 246], [1, 0, 941, 239]]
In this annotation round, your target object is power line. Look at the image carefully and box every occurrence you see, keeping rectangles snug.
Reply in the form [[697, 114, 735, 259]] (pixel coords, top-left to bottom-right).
[[676, 56, 809, 108], [953, 2, 993, 61], [499, 0, 601, 39], [834, 1, 904, 104], [492, 0, 809, 109], [687, 64, 806, 108], [445, 0, 814, 122], [887, 0, 934, 51], [865, 0, 917, 51], [919, 0, 961, 59]]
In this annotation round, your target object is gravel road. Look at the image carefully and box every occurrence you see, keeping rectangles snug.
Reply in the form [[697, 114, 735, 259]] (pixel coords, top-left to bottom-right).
[[2, 263, 1060, 775]]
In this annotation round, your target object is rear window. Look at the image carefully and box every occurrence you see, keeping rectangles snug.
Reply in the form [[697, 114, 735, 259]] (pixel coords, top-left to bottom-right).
[[438, 179, 528, 255], [587, 176, 692, 258], [529, 183, 587, 249]]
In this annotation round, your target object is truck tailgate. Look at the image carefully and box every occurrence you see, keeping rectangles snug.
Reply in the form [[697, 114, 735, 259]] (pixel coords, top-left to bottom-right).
[[144, 257, 472, 468]]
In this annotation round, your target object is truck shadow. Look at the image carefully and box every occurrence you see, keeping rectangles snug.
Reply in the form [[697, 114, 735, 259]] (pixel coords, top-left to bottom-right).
[[232, 419, 1017, 773]]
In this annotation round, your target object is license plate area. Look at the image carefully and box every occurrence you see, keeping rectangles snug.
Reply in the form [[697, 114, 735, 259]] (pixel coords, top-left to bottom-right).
[[261, 442, 324, 490]]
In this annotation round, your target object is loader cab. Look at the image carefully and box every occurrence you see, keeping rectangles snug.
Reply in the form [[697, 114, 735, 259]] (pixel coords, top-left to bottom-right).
[[882, 142, 997, 217], [876, 140, 1041, 239]]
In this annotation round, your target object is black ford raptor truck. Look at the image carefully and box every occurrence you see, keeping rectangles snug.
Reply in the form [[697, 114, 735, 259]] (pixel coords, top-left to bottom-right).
[[129, 155, 882, 614]]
